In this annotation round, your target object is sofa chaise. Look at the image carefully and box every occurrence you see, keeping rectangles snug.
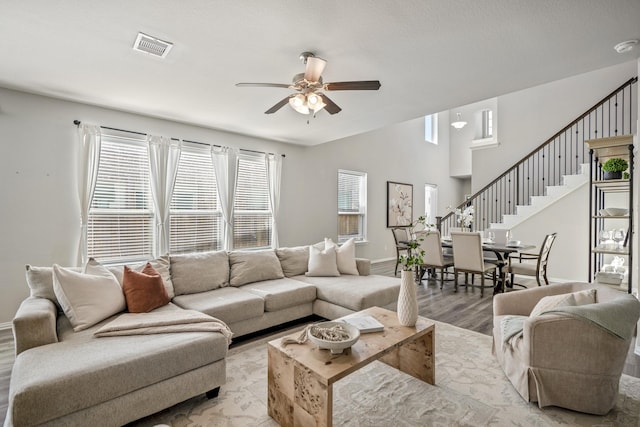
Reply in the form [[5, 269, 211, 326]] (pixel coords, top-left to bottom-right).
[[6, 242, 400, 426]]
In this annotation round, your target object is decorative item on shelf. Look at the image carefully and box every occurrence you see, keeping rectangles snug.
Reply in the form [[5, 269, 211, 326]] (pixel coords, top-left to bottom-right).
[[601, 157, 628, 180], [397, 215, 430, 326], [455, 205, 474, 230]]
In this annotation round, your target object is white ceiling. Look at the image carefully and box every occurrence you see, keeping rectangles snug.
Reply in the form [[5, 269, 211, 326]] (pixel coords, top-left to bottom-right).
[[1, 1, 638, 146]]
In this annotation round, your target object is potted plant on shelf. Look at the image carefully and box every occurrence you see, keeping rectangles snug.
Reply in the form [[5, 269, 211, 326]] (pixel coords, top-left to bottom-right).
[[397, 216, 429, 326], [602, 157, 628, 180]]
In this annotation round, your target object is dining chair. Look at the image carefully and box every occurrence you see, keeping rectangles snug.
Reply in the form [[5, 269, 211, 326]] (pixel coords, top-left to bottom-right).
[[418, 229, 454, 288], [451, 231, 497, 297], [507, 232, 557, 287], [391, 227, 410, 276]]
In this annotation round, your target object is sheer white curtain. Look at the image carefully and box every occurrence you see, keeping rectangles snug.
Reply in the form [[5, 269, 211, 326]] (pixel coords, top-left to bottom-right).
[[147, 135, 181, 256], [77, 124, 101, 265], [212, 146, 238, 251], [266, 153, 282, 249]]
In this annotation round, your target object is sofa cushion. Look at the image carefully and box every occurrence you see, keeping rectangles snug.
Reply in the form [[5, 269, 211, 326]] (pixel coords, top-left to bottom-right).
[[325, 237, 359, 275], [229, 250, 284, 286], [172, 287, 264, 324], [295, 274, 400, 311], [530, 288, 596, 317], [122, 264, 170, 313], [52, 259, 126, 332], [111, 255, 175, 298], [306, 245, 340, 277], [276, 246, 309, 277], [240, 278, 317, 312], [170, 250, 229, 295], [9, 305, 228, 427]]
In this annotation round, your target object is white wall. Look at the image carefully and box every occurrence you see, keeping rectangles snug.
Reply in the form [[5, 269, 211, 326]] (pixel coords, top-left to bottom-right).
[[509, 185, 589, 282], [472, 61, 638, 192], [293, 115, 467, 261]]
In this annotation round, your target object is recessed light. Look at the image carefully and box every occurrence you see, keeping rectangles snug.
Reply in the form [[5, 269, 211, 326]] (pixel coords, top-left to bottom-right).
[[613, 40, 638, 54]]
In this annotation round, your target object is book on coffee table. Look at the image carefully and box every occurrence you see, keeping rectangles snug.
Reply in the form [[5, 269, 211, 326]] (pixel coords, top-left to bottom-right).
[[341, 315, 385, 333]]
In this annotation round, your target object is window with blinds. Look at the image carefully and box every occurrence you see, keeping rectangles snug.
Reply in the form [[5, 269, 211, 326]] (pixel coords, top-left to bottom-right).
[[233, 154, 272, 249], [88, 134, 154, 263], [169, 145, 222, 254], [338, 169, 367, 243]]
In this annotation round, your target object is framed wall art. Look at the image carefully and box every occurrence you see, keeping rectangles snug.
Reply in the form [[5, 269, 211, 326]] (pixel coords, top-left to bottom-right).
[[387, 181, 413, 227]]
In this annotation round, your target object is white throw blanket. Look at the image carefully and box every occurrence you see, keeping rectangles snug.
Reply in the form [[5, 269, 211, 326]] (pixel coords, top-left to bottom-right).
[[95, 308, 233, 344]]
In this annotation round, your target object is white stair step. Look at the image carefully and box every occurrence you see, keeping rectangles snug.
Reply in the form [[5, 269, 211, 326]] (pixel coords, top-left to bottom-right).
[[516, 205, 538, 216], [545, 186, 566, 197]]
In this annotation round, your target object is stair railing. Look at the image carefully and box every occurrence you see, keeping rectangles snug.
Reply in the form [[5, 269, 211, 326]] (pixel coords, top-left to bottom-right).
[[437, 77, 637, 236]]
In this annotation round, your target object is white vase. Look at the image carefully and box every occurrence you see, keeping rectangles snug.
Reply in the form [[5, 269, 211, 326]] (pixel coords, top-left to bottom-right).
[[397, 270, 418, 326]]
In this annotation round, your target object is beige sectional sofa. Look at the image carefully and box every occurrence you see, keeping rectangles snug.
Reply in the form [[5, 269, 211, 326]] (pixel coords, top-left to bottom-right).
[[6, 245, 399, 426]]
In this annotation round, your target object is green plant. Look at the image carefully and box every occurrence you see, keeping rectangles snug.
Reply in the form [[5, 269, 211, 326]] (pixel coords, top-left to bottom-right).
[[398, 216, 432, 271], [623, 171, 630, 180], [602, 157, 628, 173]]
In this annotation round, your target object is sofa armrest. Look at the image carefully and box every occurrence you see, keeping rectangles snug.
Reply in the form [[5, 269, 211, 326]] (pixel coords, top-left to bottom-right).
[[355, 258, 371, 276], [13, 297, 58, 356], [524, 314, 630, 375]]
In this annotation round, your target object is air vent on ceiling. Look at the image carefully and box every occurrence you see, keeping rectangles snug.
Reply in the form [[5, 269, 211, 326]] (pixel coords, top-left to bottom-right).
[[133, 32, 173, 58]]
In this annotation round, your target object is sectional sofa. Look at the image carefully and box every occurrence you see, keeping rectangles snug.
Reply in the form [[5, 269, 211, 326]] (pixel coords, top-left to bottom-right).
[[5, 243, 400, 426]]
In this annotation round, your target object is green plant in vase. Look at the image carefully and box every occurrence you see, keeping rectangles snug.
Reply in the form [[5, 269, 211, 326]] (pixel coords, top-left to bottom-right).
[[601, 157, 628, 180], [398, 216, 431, 272]]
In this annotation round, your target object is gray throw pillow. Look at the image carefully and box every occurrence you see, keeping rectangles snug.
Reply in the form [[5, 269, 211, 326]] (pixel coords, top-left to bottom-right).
[[276, 246, 309, 277], [229, 250, 285, 286], [170, 250, 229, 295]]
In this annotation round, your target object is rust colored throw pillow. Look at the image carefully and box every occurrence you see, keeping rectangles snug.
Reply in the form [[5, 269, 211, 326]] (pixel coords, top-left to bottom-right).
[[122, 263, 170, 313]]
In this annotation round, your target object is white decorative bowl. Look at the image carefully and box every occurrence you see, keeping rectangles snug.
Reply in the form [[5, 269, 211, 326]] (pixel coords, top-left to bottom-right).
[[307, 321, 360, 354], [605, 208, 628, 216]]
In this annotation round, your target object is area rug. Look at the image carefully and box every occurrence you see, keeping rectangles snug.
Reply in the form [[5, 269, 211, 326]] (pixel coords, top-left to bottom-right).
[[132, 321, 640, 426]]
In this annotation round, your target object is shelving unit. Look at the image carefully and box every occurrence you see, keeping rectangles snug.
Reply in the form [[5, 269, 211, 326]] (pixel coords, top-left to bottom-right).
[[586, 135, 634, 293]]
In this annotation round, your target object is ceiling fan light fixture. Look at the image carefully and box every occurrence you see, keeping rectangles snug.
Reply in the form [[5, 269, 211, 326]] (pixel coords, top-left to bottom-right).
[[451, 113, 467, 129], [306, 93, 326, 113], [289, 94, 310, 114]]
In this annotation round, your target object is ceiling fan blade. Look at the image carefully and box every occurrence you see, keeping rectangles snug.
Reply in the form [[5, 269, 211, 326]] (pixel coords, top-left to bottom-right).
[[324, 80, 381, 91], [304, 56, 327, 82], [265, 96, 292, 114], [319, 94, 342, 115], [236, 83, 291, 89]]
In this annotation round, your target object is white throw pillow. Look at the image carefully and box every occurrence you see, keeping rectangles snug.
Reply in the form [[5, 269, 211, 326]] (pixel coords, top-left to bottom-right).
[[53, 259, 126, 331], [530, 288, 596, 317], [306, 245, 340, 277], [325, 237, 359, 275]]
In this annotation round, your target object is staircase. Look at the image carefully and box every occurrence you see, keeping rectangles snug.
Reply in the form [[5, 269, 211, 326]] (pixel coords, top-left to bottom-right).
[[438, 77, 637, 237], [490, 164, 589, 230]]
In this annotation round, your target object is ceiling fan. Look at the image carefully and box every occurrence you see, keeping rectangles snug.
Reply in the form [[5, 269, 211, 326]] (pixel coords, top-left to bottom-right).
[[236, 52, 381, 115]]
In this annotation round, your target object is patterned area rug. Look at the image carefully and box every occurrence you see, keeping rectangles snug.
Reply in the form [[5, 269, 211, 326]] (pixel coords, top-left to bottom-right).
[[133, 321, 640, 426]]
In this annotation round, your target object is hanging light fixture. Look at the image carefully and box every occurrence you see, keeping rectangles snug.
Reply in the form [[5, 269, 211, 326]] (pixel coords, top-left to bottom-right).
[[288, 92, 326, 115], [288, 93, 309, 114], [451, 112, 467, 129]]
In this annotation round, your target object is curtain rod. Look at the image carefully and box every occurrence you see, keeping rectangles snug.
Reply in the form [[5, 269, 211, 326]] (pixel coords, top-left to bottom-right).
[[73, 120, 285, 157]]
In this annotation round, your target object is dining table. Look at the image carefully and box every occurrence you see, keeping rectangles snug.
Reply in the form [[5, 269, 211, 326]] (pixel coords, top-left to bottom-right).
[[440, 238, 536, 294]]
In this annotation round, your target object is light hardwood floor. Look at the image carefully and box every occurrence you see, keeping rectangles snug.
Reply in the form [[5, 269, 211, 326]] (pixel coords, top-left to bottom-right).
[[1, 260, 638, 423]]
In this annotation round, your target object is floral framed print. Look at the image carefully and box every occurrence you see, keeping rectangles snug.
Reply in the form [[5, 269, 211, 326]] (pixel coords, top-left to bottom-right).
[[387, 181, 413, 227]]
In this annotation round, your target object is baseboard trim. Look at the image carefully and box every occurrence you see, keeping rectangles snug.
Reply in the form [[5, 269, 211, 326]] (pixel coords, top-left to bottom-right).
[[0, 322, 12, 331]]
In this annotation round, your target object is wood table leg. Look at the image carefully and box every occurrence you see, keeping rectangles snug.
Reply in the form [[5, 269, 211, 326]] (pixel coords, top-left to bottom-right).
[[293, 363, 332, 427], [380, 328, 435, 385]]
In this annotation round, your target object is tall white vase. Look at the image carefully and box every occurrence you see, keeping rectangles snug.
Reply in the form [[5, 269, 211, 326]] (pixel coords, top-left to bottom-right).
[[397, 270, 418, 326]]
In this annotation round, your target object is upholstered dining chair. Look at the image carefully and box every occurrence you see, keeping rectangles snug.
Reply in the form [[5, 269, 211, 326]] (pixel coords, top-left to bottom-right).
[[507, 232, 557, 287], [450, 232, 497, 297], [418, 229, 454, 288], [391, 227, 410, 276]]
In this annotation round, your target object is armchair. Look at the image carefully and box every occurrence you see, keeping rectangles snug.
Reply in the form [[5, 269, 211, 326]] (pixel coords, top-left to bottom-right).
[[493, 282, 640, 415]]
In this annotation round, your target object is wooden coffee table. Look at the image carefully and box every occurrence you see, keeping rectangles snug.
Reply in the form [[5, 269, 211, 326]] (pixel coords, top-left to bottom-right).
[[267, 306, 435, 427]]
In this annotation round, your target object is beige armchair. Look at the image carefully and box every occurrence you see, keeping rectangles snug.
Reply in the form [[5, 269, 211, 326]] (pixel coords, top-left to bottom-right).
[[493, 282, 640, 415]]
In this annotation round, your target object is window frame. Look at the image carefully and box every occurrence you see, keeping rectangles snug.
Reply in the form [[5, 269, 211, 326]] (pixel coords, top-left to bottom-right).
[[337, 169, 367, 244]]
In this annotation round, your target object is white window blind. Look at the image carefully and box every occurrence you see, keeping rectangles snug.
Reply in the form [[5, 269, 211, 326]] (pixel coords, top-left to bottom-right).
[[88, 134, 154, 263], [169, 145, 222, 254], [338, 170, 367, 243], [233, 154, 272, 249]]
